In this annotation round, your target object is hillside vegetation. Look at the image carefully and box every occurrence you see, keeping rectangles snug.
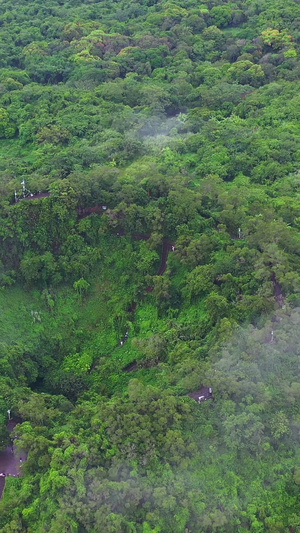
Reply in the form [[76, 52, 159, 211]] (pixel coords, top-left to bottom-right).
[[1, 0, 300, 531]]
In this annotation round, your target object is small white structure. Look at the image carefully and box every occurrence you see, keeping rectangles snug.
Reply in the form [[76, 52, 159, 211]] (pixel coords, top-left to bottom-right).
[[31, 310, 41, 323], [21, 180, 33, 198]]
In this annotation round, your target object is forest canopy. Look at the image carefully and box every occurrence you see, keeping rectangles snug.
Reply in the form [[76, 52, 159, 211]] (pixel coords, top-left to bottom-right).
[[0, 0, 300, 531]]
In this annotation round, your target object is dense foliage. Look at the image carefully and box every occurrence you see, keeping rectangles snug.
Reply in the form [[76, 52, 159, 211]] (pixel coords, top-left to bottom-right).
[[0, 0, 300, 531]]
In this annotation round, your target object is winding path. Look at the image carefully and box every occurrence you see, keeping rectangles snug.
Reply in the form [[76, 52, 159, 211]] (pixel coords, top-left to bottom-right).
[[0, 419, 24, 499], [271, 273, 284, 309], [157, 238, 175, 276]]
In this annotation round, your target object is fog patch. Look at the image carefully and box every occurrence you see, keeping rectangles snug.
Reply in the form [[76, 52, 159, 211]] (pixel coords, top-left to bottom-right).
[[134, 113, 190, 152]]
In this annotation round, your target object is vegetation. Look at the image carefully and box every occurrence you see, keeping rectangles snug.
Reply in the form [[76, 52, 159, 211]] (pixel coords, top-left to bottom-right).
[[0, 0, 300, 531]]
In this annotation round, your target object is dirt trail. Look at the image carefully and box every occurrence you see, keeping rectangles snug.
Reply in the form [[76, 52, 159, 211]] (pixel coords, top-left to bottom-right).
[[188, 387, 213, 403], [78, 205, 107, 217], [144, 238, 175, 292], [157, 238, 175, 276], [271, 273, 284, 308], [123, 361, 139, 372], [22, 192, 51, 201], [132, 233, 150, 241], [0, 418, 25, 499]]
